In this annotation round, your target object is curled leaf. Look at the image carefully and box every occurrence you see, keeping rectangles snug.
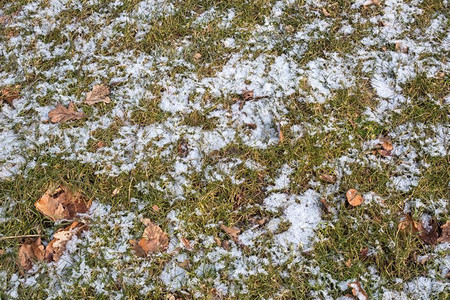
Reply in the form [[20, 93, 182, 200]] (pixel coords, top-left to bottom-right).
[[138, 218, 169, 254], [34, 184, 91, 221], [48, 102, 85, 123], [346, 189, 364, 207], [18, 237, 45, 271], [85, 84, 111, 105], [45, 221, 86, 262]]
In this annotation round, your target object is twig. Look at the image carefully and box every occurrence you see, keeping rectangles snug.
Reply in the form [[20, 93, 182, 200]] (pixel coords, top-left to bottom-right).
[[0, 234, 40, 241]]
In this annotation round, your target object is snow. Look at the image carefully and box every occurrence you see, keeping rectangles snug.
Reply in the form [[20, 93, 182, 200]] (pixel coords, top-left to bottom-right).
[[0, 0, 448, 298]]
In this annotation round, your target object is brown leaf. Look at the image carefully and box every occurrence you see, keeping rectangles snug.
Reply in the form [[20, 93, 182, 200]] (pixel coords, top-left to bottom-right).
[[395, 42, 408, 53], [346, 189, 364, 207], [45, 222, 86, 262], [322, 7, 331, 17], [220, 224, 240, 243], [278, 123, 285, 142], [129, 239, 147, 258], [242, 90, 254, 101], [320, 198, 331, 214], [437, 221, 450, 244], [34, 184, 91, 221], [348, 281, 368, 300], [319, 174, 337, 183], [152, 205, 160, 212], [181, 237, 192, 250], [418, 217, 439, 245], [398, 214, 419, 233], [359, 247, 369, 260], [138, 218, 169, 254], [18, 237, 45, 271], [85, 84, 111, 105], [345, 259, 352, 267], [0, 249, 4, 255], [48, 102, 85, 123], [363, 0, 380, 7], [193, 53, 202, 61], [377, 136, 393, 157], [1, 85, 21, 107]]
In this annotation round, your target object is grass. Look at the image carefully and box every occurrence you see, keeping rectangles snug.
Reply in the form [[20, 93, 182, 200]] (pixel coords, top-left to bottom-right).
[[1, 0, 449, 299]]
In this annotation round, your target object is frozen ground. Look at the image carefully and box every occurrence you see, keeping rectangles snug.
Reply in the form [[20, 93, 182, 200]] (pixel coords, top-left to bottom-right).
[[0, 0, 448, 299]]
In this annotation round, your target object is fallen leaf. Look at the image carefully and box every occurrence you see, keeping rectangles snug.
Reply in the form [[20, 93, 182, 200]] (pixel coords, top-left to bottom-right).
[[152, 205, 160, 212], [129, 239, 147, 258], [112, 188, 120, 196], [320, 198, 331, 214], [193, 53, 202, 61], [48, 102, 85, 123], [220, 224, 240, 243], [322, 7, 331, 17], [418, 217, 439, 245], [221, 240, 230, 250], [319, 174, 337, 183], [398, 214, 419, 233], [363, 0, 380, 7], [97, 141, 106, 149], [138, 218, 169, 254], [45, 222, 86, 262], [18, 237, 45, 271], [181, 237, 192, 250], [45, 221, 86, 262], [377, 136, 393, 157], [245, 123, 257, 129], [346, 189, 364, 207], [348, 281, 368, 300], [359, 247, 369, 260], [242, 90, 254, 101], [437, 221, 450, 243], [85, 84, 111, 105], [0, 249, 4, 255], [34, 184, 91, 221], [278, 123, 284, 142], [0, 85, 21, 107], [395, 42, 408, 53], [345, 259, 352, 267], [177, 139, 189, 158], [214, 237, 222, 247]]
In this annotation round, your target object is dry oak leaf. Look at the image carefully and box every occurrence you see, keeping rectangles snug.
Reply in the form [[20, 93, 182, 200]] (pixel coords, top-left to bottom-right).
[[45, 221, 86, 262], [220, 224, 240, 243], [138, 218, 169, 254], [437, 221, 450, 244], [48, 102, 85, 123], [18, 237, 45, 271], [348, 281, 368, 300], [85, 84, 111, 105], [1, 85, 21, 107], [35, 184, 91, 221], [346, 189, 364, 207]]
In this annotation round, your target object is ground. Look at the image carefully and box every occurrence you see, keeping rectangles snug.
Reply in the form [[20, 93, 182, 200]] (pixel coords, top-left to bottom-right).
[[0, 0, 449, 299]]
